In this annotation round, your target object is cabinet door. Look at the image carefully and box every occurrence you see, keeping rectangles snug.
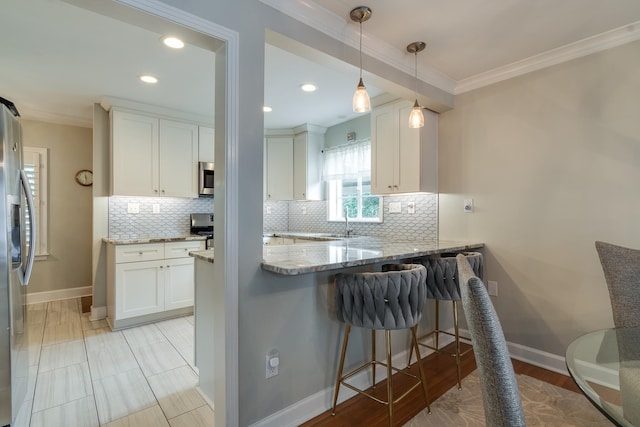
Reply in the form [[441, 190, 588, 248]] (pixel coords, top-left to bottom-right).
[[371, 102, 398, 194], [115, 260, 164, 319], [396, 102, 422, 193], [159, 119, 198, 198], [111, 110, 159, 196], [265, 136, 293, 201], [198, 126, 215, 163], [164, 257, 195, 310], [293, 131, 324, 200]]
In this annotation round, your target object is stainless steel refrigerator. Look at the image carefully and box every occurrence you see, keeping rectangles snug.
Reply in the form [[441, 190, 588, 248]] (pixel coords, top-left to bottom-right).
[[0, 97, 37, 426]]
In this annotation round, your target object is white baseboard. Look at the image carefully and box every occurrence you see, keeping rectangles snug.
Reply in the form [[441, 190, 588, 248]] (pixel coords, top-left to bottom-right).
[[251, 329, 569, 427], [26, 286, 92, 305], [90, 305, 107, 321]]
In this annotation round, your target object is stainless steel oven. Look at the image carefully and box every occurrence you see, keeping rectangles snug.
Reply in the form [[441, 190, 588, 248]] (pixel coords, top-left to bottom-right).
[[198, 161, 214, 196]]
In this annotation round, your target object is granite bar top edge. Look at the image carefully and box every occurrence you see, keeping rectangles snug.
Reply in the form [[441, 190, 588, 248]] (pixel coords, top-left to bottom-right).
[[103, 235, 208, 245], [190, 249, 215, 263], [262, 240, 484, 276]]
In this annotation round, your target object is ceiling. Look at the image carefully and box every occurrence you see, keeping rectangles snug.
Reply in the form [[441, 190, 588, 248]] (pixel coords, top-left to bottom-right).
[[2, 0, 640, 130]]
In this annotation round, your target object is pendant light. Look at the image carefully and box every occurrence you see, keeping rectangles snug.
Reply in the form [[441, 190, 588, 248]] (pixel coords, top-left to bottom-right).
[[350, 6, 372, 113], [407, 41, 426, 128]]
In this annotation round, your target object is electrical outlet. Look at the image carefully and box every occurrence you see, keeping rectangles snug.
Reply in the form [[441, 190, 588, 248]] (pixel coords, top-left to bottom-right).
[[488, 281, 498, 296], [302, 206, 307, 214], [266, 206, 272, 214], [389, 202, 401, 213], [266, 349, 279, 378], [152, 204, 160, 214], [127, 203, 139, 214]]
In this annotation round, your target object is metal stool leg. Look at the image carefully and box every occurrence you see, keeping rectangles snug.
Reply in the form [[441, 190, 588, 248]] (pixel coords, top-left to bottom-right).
[[453, 301, 462, 389], [411, 325, 431, 414], [385, 330, 393, 427], [332, 324, 351, 415], [434, 299, 440, 349], [372, 330, 376, 388]]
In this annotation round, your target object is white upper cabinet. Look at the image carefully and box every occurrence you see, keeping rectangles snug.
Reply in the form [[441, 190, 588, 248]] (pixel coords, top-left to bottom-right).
[[370, 99, 438, 195], [158, 119, 198, 197], [265, 135, 294, 201], [110, 109, 198, 198], [293, 125, 326, 201], [198, 126, 215, 163]]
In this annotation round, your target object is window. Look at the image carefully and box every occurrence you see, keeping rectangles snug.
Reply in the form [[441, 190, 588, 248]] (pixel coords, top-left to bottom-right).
[[23, 147, 48, 257], [324, 140, 382, 223]]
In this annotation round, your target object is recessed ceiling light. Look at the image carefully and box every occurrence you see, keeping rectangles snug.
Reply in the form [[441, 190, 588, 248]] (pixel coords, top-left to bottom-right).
[[300, 83, 317, 92], [140, 75, 158, 84], [263, 106, 273, 112], [162, 36, 185, 49]]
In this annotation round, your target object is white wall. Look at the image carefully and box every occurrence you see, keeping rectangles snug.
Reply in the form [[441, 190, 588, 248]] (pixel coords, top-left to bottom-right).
[[439, 40, 640, 355]]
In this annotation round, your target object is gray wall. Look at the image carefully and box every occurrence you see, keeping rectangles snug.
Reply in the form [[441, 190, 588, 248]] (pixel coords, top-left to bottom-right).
[[438, 40, 640, 355], [22, 119, 93, 294]]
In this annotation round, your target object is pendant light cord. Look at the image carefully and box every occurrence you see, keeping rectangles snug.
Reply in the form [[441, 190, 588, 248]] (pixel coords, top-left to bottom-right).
[[359, 21, 363, 79]]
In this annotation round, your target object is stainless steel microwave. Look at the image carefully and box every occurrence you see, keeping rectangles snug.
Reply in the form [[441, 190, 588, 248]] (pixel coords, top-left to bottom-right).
[[199, 161, 214, 196]]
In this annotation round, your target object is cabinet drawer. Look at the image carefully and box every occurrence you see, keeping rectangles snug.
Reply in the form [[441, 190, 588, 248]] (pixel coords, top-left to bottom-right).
[[165, 241, 205, 259], [115, 243, 164, 263]]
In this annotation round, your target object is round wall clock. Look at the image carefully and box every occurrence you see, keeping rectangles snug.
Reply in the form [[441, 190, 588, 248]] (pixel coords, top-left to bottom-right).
[[75, 169, 93, 186]]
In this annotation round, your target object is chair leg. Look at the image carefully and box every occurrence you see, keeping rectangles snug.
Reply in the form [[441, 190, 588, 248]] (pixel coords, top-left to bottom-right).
[[453, 301, 462, 389], [411, 325, 431, 414], [332, 324, 351, 415], [385, 329, 393, 427], [372, 329, 376, 389]]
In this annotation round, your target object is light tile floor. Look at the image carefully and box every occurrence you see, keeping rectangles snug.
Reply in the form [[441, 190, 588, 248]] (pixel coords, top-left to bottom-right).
[[16, 298, 214, 427]]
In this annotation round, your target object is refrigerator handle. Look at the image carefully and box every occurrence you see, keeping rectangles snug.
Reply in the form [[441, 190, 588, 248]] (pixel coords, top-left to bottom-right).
[[20, 169, 37, 285]]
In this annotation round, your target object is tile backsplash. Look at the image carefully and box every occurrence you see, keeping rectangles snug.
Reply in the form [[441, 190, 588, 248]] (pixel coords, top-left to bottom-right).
[[109, 196, 214, 239], [264, 193, 438, 240]]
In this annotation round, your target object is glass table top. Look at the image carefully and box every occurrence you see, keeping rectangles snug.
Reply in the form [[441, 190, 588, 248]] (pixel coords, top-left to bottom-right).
[[566, 327, 640, 427]]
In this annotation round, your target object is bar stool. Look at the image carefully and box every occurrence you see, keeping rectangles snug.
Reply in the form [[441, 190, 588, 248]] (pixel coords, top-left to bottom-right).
[[409, 252, 484, 389], [332, 263, 431, 426]]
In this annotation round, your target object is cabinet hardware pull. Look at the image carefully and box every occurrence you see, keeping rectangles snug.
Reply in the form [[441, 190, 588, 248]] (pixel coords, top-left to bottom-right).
[[139, 252, 143, 255]]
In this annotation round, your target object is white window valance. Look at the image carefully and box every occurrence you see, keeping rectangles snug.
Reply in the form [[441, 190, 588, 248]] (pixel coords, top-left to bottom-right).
[[323, 139, 371, 180]]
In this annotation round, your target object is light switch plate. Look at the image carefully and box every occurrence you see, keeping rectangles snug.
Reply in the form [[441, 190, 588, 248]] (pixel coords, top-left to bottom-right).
[[407, 201, 416, 214], [389, 202, 402, 213], [464, 199, 473, 213]]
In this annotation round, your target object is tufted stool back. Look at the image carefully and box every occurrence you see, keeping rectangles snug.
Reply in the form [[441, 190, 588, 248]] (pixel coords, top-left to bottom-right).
[[418, 252, 484, 301], [334, 264, 427, 330]]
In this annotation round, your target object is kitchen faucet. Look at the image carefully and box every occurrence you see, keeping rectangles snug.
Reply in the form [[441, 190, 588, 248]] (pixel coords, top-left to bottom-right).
[[344, 208, 353, 237]]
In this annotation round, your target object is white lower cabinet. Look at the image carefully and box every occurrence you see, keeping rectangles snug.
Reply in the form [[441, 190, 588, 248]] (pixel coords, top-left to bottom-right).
[[107, 240, 205, 329]]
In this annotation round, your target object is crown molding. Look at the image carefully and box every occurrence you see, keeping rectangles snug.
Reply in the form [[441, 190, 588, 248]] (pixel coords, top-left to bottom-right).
[[261, 0, 640, 97], [259, 0, 457, 94], [455, 21, 640, 94]]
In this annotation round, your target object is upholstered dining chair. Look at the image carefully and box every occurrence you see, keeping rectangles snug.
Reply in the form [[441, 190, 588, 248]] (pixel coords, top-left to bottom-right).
[[595, 241, 640, 328], [332, 263, 431, 427], [456, 253, 526, 427]]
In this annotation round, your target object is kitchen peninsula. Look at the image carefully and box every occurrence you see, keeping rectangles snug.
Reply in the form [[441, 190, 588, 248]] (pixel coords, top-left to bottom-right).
[[190, 234, 484, 274]]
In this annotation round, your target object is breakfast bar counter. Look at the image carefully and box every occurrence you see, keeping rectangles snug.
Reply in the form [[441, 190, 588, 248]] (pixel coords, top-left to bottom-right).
[[261, 236, 484, 275]]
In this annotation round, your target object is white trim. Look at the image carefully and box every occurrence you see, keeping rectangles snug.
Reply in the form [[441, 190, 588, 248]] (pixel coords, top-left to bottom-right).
[[90, 305, 107, 321], [26, 286, 92, 305], [455, 21, 640, 94], [457, 328, 569, 375], [251, 329, 571, 427], [115, 2, 240, 426], [260, 0, 640, 95]]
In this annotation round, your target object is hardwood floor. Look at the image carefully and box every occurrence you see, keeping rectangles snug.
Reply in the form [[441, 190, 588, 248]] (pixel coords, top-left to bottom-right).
[[301, 342, 580, 427]]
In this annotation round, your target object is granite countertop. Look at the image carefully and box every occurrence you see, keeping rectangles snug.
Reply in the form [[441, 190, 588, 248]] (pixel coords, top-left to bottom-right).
[[261, 237, 484, 275], [190, 248, 215, 263], [103, 235, 208, 245]]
